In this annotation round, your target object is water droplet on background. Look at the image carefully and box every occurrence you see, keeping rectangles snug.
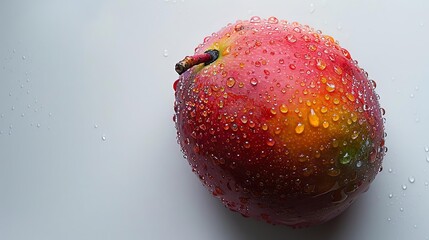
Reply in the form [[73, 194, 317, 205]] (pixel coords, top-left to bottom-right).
[[402, 184, 407, 190], [309, 3, 315, 13], [22, 55, 26, 60], [388, 193, 393, 198], [102, 135, 107, 141], [408, 176, 415, 183], [425, 146, 429, 152], [163, 49, 169, 57]]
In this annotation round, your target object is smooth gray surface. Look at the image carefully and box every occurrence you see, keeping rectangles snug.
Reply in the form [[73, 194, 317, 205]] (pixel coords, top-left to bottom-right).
[[1, 0, 428, 239]]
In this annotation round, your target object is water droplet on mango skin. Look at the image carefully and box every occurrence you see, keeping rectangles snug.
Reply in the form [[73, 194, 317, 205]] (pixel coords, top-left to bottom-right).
[[308, 109, 320, 127], [226, 77, 236, 88], [295, 123, 305, 134]]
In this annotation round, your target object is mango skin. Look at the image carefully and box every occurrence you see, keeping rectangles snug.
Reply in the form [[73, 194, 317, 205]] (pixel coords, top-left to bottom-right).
[[174, 17, 386, 227]]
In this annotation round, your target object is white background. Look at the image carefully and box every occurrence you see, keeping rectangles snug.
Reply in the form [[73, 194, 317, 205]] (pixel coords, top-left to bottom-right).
[[1, 0, 428, 239]]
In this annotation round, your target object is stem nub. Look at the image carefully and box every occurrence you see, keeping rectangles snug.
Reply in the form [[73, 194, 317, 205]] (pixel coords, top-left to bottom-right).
[[175, 49, 219, 75]]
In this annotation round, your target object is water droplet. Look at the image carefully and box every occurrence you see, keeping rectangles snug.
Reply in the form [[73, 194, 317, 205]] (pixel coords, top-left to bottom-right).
[[387, 217, 391, 222], [250, 78, 258, 86], [308, 109, 320, 127], [261, 123, 268, 131], [388, 168, 393, 173], [309, 3, 315, 13], [226, 77, 236, 88], [22, 55, 26, 60], [346, 93, 355, 102], [326, 82, 335, 92], [37, 123, 41, 128], [322, 121, 329, 128], [163, 49, 169, 57], [426, 156, 429, 162], [340, 152, 352, 164], [388, 193, 393, 198], [268, 16, 278, 24], [425, 146, 429, 152], [250, 16, 261, 23], [295, 123, 305, 134], [400, 207, 404, 212], [279, 104, 288, 114], [21, 113, 25, 117], [286, 34, 297, 43], [289, 64, 296, 70], [332, 139, 339, 148], [234, 24, 244, 32], [402, 184, 407, 190], [274, 127, 281, 135], [332, 114, 339, 122], [320, 106, 328, 114], [101, 135, 107, 141], [278, 59, 284, 64], [410, 93, 415, 98], [351, 131, 359, 140], [327, 168, 341, 177], [94, 124, 98, 128], [316, 58, 326, 70], [356, 161, 362, 168], [408, 176, 415, 183], [334, 66, 343, 75], [266, 138, 275, 146], [240, 115, 248, 124]]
